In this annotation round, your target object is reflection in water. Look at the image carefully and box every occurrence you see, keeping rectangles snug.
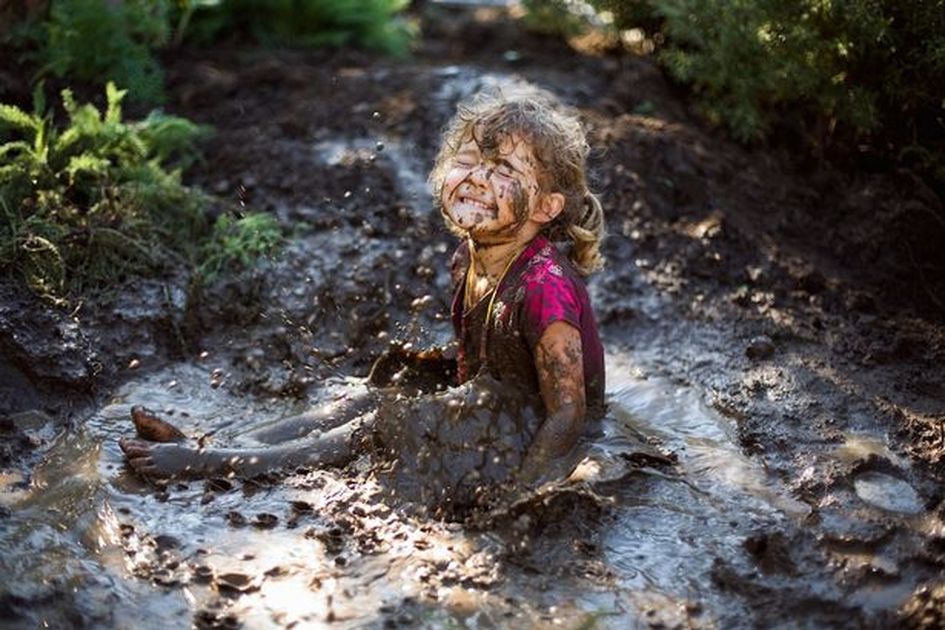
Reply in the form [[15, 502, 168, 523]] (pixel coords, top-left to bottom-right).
[[0, 350, 860, 627]]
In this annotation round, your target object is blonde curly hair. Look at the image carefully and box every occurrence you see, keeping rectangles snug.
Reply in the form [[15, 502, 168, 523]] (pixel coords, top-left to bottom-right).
[[429, 87, 606, 275]]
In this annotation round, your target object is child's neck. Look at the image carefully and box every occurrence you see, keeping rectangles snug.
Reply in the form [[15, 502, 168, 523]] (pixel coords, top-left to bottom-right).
[[469, 237, 530, 280]]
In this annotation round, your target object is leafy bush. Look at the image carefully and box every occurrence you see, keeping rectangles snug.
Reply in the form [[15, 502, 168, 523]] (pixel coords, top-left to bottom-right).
[[179, 0, 415, 55], [12, 0, 415, 107], [37, 0, 170, 104], [0, 82, 280, 299], [527, 0, 945, 187]]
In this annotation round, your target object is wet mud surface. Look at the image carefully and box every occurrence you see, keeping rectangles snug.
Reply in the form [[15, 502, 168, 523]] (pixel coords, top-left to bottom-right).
[[3, 5, 945, 628]]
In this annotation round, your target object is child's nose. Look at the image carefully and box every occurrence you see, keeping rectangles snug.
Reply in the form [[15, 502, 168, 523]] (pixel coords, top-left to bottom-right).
[[461, 165, 490, 188]]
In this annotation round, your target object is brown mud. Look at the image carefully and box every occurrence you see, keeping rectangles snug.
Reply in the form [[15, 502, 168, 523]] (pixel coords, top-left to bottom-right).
[[2, 4, 945, 628]]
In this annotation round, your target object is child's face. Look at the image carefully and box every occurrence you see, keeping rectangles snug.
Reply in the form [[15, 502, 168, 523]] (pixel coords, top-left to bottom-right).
[[440, 133, 545, 243]]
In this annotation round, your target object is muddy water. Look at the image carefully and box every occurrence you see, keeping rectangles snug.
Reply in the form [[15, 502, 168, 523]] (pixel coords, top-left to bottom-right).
[[1, 346, 838, 628]]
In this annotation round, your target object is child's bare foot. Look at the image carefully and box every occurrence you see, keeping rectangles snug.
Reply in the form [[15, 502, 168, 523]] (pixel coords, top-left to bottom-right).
[[119, 438, 201, 478], [131, 406, 187, 443]]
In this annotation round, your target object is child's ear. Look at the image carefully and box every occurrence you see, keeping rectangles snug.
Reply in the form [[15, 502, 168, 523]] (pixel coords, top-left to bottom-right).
[[533, 192, 565, 224]]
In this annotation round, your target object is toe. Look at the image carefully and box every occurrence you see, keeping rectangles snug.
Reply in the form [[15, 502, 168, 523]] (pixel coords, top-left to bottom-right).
[[120, 438, 152, 458]]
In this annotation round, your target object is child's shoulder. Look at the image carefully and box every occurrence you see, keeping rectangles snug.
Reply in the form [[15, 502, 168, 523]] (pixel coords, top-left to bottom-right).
[[521, 239, 585, 288]]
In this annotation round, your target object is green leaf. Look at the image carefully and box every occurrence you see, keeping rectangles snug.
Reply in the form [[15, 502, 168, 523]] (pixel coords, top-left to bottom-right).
[[32, 82, 47, 119], [0, 104, 38, 132], [105, 82, 127, 124], [65, 154, 111, 182]]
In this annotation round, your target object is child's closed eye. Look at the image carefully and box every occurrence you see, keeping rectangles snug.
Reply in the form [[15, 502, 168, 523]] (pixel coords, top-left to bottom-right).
[[453, 150, 479, 167], [494, 163, 517, 178]]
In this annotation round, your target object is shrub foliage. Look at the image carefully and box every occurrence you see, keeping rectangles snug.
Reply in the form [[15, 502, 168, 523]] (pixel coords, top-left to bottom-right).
[[180, 0, 415, 55], [7, 1, 415, 105], [38, 0, 170, 104], [531, 1, 945, 187], [0, 82, 279, 299]]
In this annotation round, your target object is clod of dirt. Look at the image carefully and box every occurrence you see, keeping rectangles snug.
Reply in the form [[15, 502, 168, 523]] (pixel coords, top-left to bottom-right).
[[195, 607, 240, 630], [252, 513, 278, 529], [225, 511, 247, 527], [152, 534, 181, 551], [191, 564, 214, 583], [213, 572, 260, 594]]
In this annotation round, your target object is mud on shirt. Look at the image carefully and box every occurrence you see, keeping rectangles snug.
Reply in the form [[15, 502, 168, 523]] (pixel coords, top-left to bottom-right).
[[450, 235, 606, 418]]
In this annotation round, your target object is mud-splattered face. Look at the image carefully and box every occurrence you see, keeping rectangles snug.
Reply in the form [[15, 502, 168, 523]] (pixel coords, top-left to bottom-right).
[[440, 134, 544, 244]]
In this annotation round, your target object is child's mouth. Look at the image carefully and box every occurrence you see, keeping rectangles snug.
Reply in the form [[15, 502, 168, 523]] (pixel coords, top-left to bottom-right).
[[447, 196, 497, 230], [458, 196, 493, 211]]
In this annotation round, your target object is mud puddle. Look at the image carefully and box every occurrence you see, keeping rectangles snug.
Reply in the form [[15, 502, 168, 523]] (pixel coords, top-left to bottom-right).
[[0, 347, 885, 628]]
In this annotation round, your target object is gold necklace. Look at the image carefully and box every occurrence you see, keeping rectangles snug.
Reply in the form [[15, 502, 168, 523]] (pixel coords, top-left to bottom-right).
[[464, 239, 522, 317]]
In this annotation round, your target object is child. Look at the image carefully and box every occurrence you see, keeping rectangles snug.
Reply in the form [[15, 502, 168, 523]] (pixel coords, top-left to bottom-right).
[[120, 87, 606, 486]]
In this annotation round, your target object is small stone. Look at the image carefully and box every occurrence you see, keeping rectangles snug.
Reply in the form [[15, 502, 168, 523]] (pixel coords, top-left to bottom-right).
[[746, 336, 775, 360]]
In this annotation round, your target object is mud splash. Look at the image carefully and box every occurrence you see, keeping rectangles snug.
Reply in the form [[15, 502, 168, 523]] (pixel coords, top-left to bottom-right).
[[0, 348, 842, 627]]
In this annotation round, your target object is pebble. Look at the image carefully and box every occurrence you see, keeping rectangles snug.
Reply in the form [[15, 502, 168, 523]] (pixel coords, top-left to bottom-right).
[[853, 471, 923, 514], [746, 335, 775, 359]]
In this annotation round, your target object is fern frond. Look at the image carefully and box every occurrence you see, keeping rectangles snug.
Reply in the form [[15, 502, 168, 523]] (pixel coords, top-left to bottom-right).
[[0, 104, 38, 132], [105, 82, 126, 124]]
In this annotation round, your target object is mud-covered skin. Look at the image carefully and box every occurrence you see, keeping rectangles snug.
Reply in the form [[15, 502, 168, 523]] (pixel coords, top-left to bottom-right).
[[131, 406, 187, 443], [119, 421, 359, 478], [520, 321, 586, 480], [441, 136, 539, 241], [119, 388, 381, 477]]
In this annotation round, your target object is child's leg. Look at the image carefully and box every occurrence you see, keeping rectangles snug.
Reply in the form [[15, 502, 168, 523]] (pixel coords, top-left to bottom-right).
[[245, 388, 380, 444], [120, 414, 372, 479]]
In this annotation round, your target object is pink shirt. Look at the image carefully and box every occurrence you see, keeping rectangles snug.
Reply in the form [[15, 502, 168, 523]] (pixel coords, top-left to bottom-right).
[[450, 235, 606, 417]]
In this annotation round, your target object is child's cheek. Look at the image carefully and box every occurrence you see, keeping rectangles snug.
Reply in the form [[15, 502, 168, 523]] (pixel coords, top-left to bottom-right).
[[448, 203, 483, 230], [508, 180, 529, 221]]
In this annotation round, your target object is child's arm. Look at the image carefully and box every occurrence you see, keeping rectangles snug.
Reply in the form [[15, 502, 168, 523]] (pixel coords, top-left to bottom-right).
[[520, 320, 586, 481]]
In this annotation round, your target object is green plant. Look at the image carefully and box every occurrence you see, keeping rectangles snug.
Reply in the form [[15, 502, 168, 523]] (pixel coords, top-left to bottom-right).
[[37, 0, 170, 104], [0, 82, 282, 299], [198, 212, 282, 281], [0, 81, 210, 297], [180, 0, 415, 55]]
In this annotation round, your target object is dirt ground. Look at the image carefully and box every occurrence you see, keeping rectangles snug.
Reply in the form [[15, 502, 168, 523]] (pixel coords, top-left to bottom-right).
[[3, 4, 945, 627]]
